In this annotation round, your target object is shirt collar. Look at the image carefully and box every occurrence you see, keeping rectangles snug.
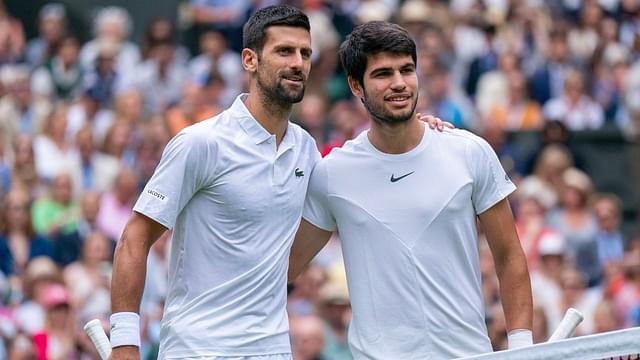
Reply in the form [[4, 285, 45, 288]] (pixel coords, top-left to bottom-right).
[[231, 93, 296, 148], [232, 94, 273, 145]]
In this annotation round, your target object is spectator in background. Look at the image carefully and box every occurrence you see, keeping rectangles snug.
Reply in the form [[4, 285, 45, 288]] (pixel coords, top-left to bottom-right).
[[141, 17, 189, 66], [102, 120, 136, 168], [31, 173, 81, 266], [135, 38, 187, 116], [529, 232, 566, 336], [77, 191, 101, 238], [0, 0, 25, 64], [613, 252, 640, 327], [288, 265, 327, 317], [317, 282, 351, 360], [292, 92, 329, 146], [529, 27, 576, 105], [0, 189, 52, 277], [547, 168, 601, 286], [420, 61, 465, 129], [13, 257, 61, 335], [321, 100, 360, 157], [476, 51, 521, 120], [0, 65, 51, 146], [515, 196, 555, 271], [593, 299, 621, 333], [74, 125, 120, 193], [543, 68, 605, 130], [63, 231, 111, 320], [593, 193, 625, 267], [32, 283, 78, 360], [83, 39, 122, 110], [79, 6, 140, 78], [32, 105, 81, 184], [134, 120, 169, 188], [65, 90, 114, 145], [519, 144, 575, 210], [290, 314, 327, 360], [188, 30, 242, 107], [95, 167, 138, 241], [11, 134, 44, 199], [553, 267, 602, 335], [593, 43, 631, 124], [25, 3, 67, 69], [465, 22, 499, 99], [164, 82, 220, 137], [567, 1, 602, 66], [191, 0, 251, 52], [31, 36, 83, 102], [486, 70, 543, 131]]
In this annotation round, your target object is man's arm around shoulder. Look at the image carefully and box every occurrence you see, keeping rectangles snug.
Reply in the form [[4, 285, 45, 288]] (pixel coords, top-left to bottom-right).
[[109, 212, 167, 360]]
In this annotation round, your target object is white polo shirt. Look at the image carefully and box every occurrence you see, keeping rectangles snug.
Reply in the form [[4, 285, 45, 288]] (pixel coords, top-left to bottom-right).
[[303, 126, 516, 359], [134, 94, 320, 358]]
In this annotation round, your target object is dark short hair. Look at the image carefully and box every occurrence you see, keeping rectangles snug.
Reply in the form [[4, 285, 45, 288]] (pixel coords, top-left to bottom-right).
[[243, 5, 310, 55], [339, 21, 417, 86]]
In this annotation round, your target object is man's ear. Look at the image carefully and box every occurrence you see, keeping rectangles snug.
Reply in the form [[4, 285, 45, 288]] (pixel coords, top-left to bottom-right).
[[347, 76, 364, 99], [242, 48, 258, 73]]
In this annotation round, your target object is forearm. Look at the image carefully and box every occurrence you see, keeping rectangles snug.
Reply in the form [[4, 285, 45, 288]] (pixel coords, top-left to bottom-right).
[[111, 236, 149, 313], [111, 214, 163, 313], [288, 219, 332, 283], [495, 250, 533, 332]]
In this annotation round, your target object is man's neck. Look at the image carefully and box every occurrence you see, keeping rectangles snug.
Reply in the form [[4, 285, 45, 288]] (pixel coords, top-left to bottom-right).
[[243, 91, 291, 146], [367, 115, 425, 154]]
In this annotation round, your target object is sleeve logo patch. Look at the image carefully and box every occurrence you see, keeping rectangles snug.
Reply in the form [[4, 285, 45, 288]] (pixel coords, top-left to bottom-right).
[[147, 189, 168, 202]]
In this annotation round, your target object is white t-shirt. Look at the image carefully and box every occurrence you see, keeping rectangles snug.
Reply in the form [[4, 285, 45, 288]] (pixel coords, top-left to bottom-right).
[[303, 126, 516, 359], [134, 95, 320, 358]]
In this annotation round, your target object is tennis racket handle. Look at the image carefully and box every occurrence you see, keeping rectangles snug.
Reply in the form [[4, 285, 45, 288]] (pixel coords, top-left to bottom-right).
[[84, 319, 112, 360], [548, 308, 584, 342]]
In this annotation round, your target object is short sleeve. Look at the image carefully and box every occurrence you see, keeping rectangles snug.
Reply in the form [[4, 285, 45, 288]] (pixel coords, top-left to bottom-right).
[[134, 131, 214, 229], [302, 159, 336, 232], [468, 136, 516, 214]]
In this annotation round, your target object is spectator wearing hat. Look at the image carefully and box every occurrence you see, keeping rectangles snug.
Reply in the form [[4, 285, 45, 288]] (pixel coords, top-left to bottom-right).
[[317, 282, 351, 360], [32, 283, 79, 360], [547, 168, 601, 286], [13, 257, 61, 335], [529, 231, 566, 336], [25, 3, 67, 68]]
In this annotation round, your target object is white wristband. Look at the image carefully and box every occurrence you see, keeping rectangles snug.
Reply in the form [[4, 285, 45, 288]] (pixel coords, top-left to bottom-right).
[[109, 312, 141, 348], [507, 329, 533, 349]]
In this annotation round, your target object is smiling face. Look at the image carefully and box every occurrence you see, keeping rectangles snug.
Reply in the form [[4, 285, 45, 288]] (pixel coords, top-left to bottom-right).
[[349, 52, 418, 125], [244, 26, 312, 107]]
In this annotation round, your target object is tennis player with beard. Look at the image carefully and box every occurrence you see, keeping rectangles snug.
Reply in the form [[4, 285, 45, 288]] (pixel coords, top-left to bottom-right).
[[109, 6, 320, 360], [289, 21, 533, 359]]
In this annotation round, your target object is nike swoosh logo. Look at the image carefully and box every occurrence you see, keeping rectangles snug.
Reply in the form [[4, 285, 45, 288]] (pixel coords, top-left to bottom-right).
[[390, 171, 415, 182]]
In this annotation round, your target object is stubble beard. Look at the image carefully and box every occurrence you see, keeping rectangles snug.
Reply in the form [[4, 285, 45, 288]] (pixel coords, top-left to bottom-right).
[[256, 70, 306, 109], [362, 91, 418, 125]]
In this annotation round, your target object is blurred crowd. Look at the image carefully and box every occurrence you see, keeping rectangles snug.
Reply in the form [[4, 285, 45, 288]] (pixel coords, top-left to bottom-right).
[[0, 0, 639, 359]]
